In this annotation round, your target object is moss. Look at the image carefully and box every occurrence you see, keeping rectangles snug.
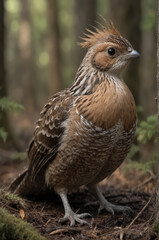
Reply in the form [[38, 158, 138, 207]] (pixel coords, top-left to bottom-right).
[[0, 207, 47, 240], [0, 189, 23, 202], [0, 189, 25, 208], [152, 221, 159, 236]]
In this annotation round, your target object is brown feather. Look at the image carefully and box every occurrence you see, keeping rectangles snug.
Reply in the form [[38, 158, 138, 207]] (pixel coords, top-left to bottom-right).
[[10, 18, 138, 223], [27, 90, 73, 179], [76, 79, 136, 132], [79, 18, 120, 49]]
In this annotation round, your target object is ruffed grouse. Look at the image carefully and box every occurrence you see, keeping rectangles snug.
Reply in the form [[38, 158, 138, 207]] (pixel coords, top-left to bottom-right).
[[10, 20, 140, 226]]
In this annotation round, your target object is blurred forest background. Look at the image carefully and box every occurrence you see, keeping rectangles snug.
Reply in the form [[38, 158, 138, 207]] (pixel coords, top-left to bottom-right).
[[0, 0, 158, 175]]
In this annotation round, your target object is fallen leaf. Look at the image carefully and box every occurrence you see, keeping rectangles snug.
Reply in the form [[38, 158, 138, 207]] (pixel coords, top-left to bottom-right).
[[19, 209, 25, 219]]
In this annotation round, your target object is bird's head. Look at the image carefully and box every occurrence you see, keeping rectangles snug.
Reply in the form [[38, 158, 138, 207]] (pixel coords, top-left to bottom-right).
[[80, 20, 140, 75]]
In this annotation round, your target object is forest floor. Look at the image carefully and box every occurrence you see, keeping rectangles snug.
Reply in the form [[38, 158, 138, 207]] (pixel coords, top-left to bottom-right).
[[0, 150, 158, 240]]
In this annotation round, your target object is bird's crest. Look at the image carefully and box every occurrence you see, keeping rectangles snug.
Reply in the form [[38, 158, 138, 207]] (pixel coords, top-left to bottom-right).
[[80, 18, 120, 49]]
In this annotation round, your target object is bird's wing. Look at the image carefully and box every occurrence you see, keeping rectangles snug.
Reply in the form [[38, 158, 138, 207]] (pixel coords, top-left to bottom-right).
[[28, 90, 72, 179]]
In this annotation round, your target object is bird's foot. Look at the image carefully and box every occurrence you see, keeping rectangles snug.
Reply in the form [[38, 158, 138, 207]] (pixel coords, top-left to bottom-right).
[[88, 185, 132, 215], [98, 200, 132, 215], [59, 210, 91, 226]]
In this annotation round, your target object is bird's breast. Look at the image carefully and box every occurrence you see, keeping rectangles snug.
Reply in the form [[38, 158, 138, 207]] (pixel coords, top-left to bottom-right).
[[75, 78, 136, 132]]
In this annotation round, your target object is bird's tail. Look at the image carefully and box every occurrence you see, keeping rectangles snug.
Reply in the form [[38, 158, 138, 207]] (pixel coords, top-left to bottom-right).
[[8, 170, 29, 196], [9, 169, 48, 197]]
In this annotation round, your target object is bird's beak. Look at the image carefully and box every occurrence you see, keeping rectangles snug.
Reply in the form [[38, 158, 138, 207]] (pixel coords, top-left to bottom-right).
[[126, 49, 140, 59]]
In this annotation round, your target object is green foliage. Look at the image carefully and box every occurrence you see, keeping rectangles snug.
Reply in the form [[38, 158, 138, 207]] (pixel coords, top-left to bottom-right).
[[127, 114, 158, 174], [141, 0, 157, 30], [0, 127, 8, 142], [127, 143, 139, 161], [0, 96, 24, 142], [11, 152, 27, 162], [0, 97, 24, 112], [136, 115, 158, 144], [0, 208, 46, 240], [132, 153, 157, 174], [152, 221, 159, 236]]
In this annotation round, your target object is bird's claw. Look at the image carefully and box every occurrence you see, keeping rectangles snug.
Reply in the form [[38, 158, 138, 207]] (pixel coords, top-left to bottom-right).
[[59, 212, 91, 226], [98, 202, 114, 214], [98, 202, 132, 215]]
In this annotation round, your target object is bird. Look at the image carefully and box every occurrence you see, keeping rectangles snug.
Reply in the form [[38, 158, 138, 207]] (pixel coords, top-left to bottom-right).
[[9, 19, 140, 226]]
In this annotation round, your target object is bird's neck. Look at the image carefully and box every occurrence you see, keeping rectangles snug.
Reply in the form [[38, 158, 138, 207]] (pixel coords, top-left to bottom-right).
[[70, 63, 121, 96]]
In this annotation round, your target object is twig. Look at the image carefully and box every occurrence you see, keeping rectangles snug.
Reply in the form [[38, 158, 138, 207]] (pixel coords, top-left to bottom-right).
[[43, 218, 51, 226], [105, 193, 128, 199], [49, 227, 81, 235], [50, 228, 68, 235], [120, 229, 124, 240], [134, 176, 155, 191], [119, 200, 141, 204], [3, 203, 19, 213], [126, 196, 152, 230], [101, 197, 152, 238], [114, 227, 125, 240]]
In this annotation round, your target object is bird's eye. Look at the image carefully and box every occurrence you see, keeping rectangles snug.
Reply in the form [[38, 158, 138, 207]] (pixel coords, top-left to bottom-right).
[[107, 47, 116, 56]]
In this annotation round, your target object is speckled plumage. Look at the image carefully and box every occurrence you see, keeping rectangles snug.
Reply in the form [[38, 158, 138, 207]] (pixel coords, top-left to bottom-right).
[[10, 20, 139, 226], [45, 76, 136, 194]]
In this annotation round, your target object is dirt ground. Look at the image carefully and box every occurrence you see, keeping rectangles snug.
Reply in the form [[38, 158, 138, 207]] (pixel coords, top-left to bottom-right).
[[0, 153, 158, 240]]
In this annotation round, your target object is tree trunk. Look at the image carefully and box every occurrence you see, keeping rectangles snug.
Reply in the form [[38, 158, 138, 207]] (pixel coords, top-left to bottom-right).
[[140, 30, 156, 117], [155, 0, 159, 224], [0, 0, 11, 144], [0, 0, 6, 97], [74, 0, 97, 68], [139, 1, 157, 118], [19, 0, 36, 113], [109, 0, 141, 105], [46, 0, 62, 95]]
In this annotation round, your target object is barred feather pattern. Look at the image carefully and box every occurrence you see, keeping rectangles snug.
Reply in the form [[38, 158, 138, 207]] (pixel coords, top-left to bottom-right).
[[27, 90, 74, 179], [70, 57, 108, 96], [11, 57, 137, 197], [45, 102, 136, 193], [27, 64, 104, 180], [44, 69, 136, 193], [12, 28, 137, 197]]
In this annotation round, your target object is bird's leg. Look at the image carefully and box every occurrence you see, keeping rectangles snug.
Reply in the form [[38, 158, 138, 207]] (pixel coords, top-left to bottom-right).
[[59, 192, 91, 226], [89, 185, 131, 215]]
